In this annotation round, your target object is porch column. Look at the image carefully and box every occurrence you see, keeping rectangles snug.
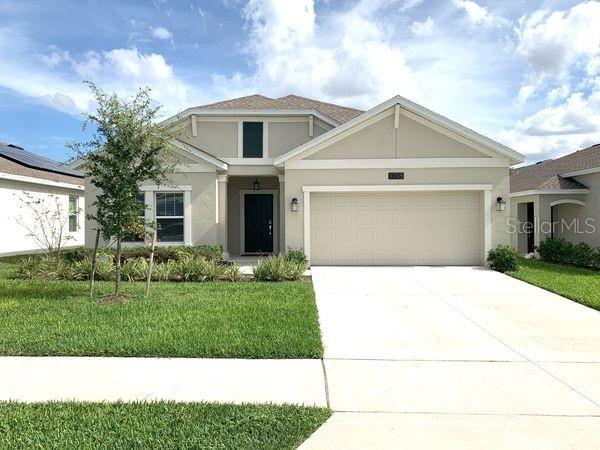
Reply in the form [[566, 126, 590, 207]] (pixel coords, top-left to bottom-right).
[[217, 174, 229, 260], [279, 174, 285, 253]]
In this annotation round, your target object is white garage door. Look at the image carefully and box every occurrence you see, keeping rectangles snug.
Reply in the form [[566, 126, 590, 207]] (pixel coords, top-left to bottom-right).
[[310, 192, 482, 265]]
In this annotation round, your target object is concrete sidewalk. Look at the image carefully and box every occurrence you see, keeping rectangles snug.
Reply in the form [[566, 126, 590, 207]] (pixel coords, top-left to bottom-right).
[[0, 357, 327, 406]]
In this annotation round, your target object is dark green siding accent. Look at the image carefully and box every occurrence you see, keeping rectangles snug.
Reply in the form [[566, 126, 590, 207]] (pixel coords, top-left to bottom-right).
[[243, 122, 263, 158]]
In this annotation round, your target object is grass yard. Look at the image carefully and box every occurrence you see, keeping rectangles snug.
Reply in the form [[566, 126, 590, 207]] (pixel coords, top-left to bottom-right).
[[508, 258, 600, 311], [0, 402, 331, 449], [0, 257, 323, 358]]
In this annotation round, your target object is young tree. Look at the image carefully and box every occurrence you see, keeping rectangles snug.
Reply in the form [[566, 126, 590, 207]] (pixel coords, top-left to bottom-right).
[[16, 192, 76, 260], [71, 82, 174, 298]]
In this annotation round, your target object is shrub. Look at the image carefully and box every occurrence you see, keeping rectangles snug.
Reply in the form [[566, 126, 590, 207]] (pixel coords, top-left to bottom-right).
[[283, 247, 308, 265], [253, 254, 308, 281], [17, 256, 64, 280], [151, 261, 176, 282], [223, 263, 243, 282], [538, 238, 573, 265], [71, 257, 115, 281], [487, 245, 519, 273], [202, 259, 226, 281], [571, 242, 594, 268], [120, 257, 148, 281], [61, 247, 93, 264], [17, 256, 41, 279]]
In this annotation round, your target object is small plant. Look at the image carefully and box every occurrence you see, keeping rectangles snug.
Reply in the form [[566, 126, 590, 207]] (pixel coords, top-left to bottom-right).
[[202, 259, 226, 281], [71, 257, 115, 281], [223, 263, 243, 282], [151, 261, 176, 281], [120, 257, 148, 281], [253, 254, 308, 281], [538, 238, 573, 265], [487, 245, 519, 273], [17, 257, 41, 279], [175, 257, 206, 281], [283, 247, 308, 265]]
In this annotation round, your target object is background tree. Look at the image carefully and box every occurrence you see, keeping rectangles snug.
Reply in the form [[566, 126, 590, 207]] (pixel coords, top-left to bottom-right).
[[70, 82, 175, 298], [16, 192, 76, 261]]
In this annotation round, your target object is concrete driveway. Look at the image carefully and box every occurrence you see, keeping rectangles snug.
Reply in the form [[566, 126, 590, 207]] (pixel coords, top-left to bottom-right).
[[301, 266, 600, 449]]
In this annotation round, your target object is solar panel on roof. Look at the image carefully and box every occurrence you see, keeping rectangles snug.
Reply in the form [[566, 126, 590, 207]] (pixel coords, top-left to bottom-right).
[[0, 142, 83, 177]]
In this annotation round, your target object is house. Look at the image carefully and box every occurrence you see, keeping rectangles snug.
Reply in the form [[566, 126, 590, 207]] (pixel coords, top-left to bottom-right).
[[0, 142, 85, 256], [510, 144, 600, 254], [76, 94, 524, 266]]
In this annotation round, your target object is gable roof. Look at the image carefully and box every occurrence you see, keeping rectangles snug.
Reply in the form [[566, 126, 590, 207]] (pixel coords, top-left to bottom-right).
[[274, 95, 525, 166], [197, 94, 363, 124], [510, 143, 600, 193], [0, 141, 82, 178]]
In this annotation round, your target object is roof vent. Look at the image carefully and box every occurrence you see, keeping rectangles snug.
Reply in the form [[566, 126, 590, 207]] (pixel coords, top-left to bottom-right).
[[7, 143, 24, 150]]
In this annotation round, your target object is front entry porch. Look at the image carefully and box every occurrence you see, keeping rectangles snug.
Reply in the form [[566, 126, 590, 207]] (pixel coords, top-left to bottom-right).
[[217, 175, 284, 259]]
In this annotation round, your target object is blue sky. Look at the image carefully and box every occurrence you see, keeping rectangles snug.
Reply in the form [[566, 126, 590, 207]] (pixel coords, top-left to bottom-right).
[[0, 0, 598, 164]]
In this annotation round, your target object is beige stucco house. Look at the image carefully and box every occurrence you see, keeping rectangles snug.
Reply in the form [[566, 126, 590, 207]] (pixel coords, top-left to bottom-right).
[[76, 94, 525, 265], [510, 144, 600, 254]]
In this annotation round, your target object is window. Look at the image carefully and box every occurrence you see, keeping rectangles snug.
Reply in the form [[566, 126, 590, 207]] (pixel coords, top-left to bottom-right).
[[155, 192, 184, 242], [68, 196, 78, 232], [243, 122, 263, 158], [124, 192, 146, 242]]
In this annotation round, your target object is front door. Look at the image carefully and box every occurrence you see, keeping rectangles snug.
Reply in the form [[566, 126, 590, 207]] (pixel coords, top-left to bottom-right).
[[526, 202, 535, 253], [244, 194, 274, 253]]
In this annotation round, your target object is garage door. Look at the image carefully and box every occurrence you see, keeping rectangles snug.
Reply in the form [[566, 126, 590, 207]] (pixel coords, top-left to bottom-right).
[[310, 192, 482, 265]]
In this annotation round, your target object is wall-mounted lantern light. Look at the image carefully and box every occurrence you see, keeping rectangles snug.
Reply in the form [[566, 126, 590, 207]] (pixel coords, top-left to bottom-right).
[[496, 196, 506, 211], [253, 179, 260, 191], [290, 197, 299, 212]]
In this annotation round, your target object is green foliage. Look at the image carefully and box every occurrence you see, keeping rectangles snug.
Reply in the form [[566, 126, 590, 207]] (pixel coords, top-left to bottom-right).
[[202, 259, 226, 281], [487, 245, 519, 273], [150, 260, 177, 282], [283, 247, 308, 265], [120, 257, 148, 281], [223, 263, 243, 282], [508, 258, 600, 311], [61, 245, 223, 264], [69, 82, 175, 244], [70, 257, 115, 281], [0, 402, 331, 450], [538, 238, 600, 269], [17, 256, 64, 280], [253, 254, 308, 281]]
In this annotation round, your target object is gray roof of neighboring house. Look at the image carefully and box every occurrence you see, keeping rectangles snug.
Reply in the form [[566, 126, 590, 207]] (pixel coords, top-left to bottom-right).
[[0, 141, 83, 178], [510, 143, 600, 193], [198, 94, 364, 124]]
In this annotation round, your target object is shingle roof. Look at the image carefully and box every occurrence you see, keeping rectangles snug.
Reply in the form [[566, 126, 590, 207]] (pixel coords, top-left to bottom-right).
[[0, 141, 83, 179], [510, 143, 600, 192], [198, 94, 364, 124]]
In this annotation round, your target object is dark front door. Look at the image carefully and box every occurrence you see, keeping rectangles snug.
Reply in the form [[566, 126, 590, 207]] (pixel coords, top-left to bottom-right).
[[526, 202, 535, 253], [244, 194, 273, 253]]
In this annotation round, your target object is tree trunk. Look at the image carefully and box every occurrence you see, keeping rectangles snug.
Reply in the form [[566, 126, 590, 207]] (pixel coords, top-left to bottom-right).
[[88, 229, 101, 298], [115, 236, 122, 296], [145, 226, 157, 298]]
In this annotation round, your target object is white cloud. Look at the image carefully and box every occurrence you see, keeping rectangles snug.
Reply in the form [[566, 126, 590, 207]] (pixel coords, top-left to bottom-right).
[[517, 84, 536, 105], [411, 17, 434, 37], [498, 85, 600, 158], [452, 0, 507, 27], [149, 26, 172, 40], [211, 0, 422, 109], [516, 2, 600, 79]]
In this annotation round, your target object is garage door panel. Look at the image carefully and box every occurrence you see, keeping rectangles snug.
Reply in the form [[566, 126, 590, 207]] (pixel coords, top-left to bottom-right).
[[310, 192, 482, 266]]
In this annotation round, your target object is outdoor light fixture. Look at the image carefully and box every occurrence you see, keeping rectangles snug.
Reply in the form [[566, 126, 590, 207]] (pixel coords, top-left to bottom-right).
[[253, 179, 260, 191], [496, 196, 506, 211], [291, 197, 299, 212]]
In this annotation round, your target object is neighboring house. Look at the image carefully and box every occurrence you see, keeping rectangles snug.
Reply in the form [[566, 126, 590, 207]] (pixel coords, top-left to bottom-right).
[[0, 142, 85, 256], [510, 144, 600, 254], [74, 94, 524, 266]]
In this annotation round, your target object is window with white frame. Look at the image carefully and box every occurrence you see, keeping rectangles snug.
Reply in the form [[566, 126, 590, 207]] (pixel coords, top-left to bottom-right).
[[155, 192, 184, 242], [68, 196, 78, 232]]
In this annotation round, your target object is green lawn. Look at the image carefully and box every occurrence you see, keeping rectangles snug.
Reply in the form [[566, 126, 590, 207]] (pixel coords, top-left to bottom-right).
[[0, 258, 323, 358], [0, 402, 331, 449], [508, 258, 600, 311]]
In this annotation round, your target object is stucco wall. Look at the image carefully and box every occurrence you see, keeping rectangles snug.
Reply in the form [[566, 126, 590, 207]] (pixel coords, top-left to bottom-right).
[[0, 179, 85, 256], [551, 174, 599, 247], [307, 111, 491, 160], [84, 171, 217, 247], [175, 117, 328, 160], [283, 167, 510, 260]]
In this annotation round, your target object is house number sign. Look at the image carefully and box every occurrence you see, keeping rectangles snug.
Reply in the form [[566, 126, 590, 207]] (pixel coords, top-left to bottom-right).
[[388, 172, 405, 180]]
